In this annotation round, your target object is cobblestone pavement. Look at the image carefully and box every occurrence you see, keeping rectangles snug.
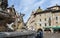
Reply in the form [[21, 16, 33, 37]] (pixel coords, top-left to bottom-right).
[[43, 32, 60, 38]]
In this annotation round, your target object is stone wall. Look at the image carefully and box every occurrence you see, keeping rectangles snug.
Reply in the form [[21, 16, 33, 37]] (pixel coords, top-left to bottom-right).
[[0, 31, 36, 38]]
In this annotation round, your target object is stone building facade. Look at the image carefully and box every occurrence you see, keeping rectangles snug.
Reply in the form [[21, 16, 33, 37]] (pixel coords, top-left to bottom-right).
[[26, 5, 60, 32]]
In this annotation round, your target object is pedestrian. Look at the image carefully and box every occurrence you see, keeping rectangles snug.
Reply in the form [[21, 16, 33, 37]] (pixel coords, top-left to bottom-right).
[[36, 29, 43, 38]]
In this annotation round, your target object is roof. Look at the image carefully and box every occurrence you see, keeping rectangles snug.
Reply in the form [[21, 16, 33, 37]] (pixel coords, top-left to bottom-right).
[[34, 5, 60, 15], [47, 4, 60, 9], [34, 10, 60, 15], [36, 7, 43, 13]]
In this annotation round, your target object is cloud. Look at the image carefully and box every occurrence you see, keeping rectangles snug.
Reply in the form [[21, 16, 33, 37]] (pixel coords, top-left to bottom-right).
[[8, 0, 60, 22], [34, 0, 46, 7], [48, 0, 60, 7], [19, 0, 46, 12], [19, 0, 47, 22]]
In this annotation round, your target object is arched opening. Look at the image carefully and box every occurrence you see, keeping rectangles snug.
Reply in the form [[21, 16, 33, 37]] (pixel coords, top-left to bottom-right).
[[44, 28, 51, 32], [53, 28, 60, 33], [37, 28, 43, 32]]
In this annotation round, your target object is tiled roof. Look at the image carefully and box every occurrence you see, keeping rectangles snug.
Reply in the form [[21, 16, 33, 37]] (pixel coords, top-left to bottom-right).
[[47, 4, 60, 9]]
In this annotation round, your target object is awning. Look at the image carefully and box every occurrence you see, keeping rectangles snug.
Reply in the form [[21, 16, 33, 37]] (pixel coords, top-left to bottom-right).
[[44, 26, 60, 29], [52, 26, 60, 29]]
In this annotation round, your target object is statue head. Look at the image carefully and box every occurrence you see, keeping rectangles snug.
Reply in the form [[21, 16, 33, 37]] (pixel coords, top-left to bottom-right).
[[0, 0, 8, 10]]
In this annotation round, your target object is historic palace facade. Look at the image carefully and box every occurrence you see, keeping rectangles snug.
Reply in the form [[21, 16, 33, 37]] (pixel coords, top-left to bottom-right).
[[26, 4, 60, 32]]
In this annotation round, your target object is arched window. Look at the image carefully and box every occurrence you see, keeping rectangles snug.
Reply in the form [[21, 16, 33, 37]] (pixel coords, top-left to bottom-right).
[[45, 18, 46, 21], [40, 24, 41, 26], [56, 17, 58, 20], [45, 23, 47, 26], [40, 19, 41, 21]]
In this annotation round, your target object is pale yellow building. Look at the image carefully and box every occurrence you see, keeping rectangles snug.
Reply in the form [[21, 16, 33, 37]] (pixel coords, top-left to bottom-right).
[[26, 4, 60, 32]]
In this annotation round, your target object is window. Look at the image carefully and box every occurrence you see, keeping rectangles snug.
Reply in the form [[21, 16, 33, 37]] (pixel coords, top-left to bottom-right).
[[45, 23, 47, 26], [56, 22, 58, 24], [40, 19, 41, 21], [56, 17, 58, 20], [45, 18, 46, 21], [56, 22, 58, 26], [49, 18, 51, 20], [40, 24, 41, 26]]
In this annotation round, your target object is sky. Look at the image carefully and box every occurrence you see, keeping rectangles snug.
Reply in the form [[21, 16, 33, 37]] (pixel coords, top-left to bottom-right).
[[8, 0, 60, 23]]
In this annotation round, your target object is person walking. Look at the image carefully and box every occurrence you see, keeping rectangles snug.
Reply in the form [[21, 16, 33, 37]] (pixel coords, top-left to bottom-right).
[[36, 29, 43, 38]]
